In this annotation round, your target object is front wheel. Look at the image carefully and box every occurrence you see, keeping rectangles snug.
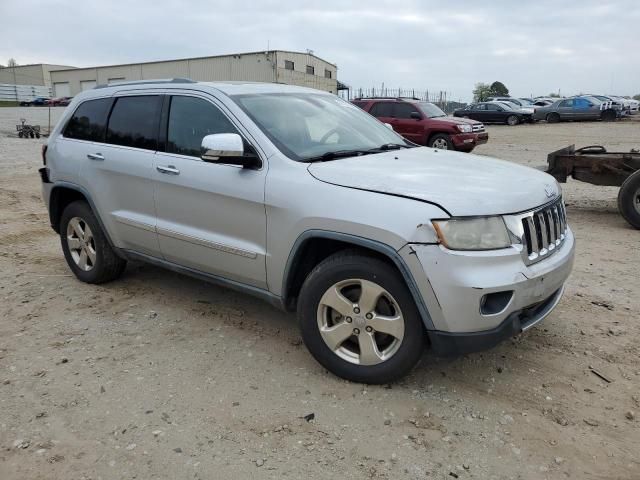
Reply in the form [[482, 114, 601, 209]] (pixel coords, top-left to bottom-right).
[[60, 201, 127, 283], [618, 170, 640, 229], [297, 251, 425, 384], [428, 133, 453, 150], [506, 115, 519, 126]]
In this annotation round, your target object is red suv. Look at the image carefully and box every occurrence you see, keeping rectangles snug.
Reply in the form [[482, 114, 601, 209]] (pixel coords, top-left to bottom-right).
[[352, 97, 488, 152]]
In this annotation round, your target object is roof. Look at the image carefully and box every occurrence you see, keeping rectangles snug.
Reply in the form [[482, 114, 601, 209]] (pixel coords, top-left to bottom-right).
[[48, 50, 337, 73], [81, 79, 330, 97]]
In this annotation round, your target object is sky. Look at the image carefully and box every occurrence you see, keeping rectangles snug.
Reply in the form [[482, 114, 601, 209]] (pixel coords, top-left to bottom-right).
[[1, 0, 639, 102]]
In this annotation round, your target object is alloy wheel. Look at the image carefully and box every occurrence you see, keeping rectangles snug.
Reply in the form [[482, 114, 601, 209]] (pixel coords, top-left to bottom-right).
[[316, 279, 405, 366], [66, 217, 96, 271], [432, 138, 449, 149]]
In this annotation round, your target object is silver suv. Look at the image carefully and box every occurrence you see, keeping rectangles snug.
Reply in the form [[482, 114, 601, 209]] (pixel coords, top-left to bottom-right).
[[40, 79, 575, 383]]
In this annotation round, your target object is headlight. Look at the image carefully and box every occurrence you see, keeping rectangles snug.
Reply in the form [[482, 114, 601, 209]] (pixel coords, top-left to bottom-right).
[[432, 217, 511, 250], [456, 124, 473, 133]]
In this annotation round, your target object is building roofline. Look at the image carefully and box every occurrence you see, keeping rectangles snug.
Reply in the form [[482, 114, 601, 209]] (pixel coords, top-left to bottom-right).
[[49, 50, 337, 73], [0, 63, 76, 69]]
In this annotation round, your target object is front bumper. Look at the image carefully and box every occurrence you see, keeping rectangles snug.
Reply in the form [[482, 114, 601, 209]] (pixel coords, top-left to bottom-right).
[[451, 132, 489, 150], [399, 228, 575, 355]]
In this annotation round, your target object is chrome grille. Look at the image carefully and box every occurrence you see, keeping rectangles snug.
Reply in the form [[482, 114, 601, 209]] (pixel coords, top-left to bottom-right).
[[472, 124, 484, 132], [520, 198, 567, 264]]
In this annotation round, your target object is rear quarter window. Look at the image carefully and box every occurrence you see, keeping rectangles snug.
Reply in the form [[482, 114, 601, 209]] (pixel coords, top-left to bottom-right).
[[63, 98, 112, 142]]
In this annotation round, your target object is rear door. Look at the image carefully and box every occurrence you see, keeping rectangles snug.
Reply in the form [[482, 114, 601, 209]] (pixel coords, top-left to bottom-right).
[[368, 101, 394, 128], [557, 99, 575, 120], [78, 94, 162, 256], [391, 103, 424, 143], [485, 103, 504, 122], [153, 94, 268, 288], [468, 104, 486, 121]]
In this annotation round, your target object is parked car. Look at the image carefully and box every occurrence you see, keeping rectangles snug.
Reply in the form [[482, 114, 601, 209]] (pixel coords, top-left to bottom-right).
[[532, 99, 554, 107], [453, 102, 528, 125], [40, 80, 575, 383], [31, 97, 50, 106], [49, 96, 73, 106], [580, 95, 624, 115], [489, 100, 535, 118], [352, 97, 487, 152], [486, 97, 532, 109], [533, 96, 618, 122]]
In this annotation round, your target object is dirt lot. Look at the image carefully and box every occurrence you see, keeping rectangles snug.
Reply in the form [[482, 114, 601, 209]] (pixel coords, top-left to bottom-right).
[[0, 107, 638, 480]]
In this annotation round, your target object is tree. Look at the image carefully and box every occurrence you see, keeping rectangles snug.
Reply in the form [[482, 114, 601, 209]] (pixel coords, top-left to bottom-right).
[[7, 58, 18, 67], [473, 82, 492, 102], [489, 81, 509, 96], [633, 94, 640, 101]]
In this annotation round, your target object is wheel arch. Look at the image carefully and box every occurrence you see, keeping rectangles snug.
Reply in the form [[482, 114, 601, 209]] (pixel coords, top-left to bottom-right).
[[49, 182, 117, 249], [281, 230, 435, 330], [426, 131, 452, 146]]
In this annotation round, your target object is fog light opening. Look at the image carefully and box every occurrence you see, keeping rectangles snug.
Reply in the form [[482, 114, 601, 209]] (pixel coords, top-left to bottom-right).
[[480, 290, 514, 315]]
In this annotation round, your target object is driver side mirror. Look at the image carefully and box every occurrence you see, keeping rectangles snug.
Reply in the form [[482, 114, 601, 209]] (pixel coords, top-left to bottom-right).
[[201, 133, 261, 169], [410, 111, 422, 120]]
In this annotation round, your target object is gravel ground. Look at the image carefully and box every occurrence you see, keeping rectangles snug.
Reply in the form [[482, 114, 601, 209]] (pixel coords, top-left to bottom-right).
[[0, 106, 639, 480]]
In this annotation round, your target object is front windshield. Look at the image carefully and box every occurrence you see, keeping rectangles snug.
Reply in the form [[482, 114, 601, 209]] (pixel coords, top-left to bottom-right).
[[418, 102, 446, 118], [232, 93, 411, 161]]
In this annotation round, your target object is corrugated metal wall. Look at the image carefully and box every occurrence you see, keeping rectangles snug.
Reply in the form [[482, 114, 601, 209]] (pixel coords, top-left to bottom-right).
[[49, 51, 337, 96], [0, 83, 51, 102], [0, 65, 46, 87]]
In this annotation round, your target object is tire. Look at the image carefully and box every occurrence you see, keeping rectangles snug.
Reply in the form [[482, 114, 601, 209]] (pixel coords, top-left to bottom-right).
[[428, 133, 453, 150], [297, 250, 425, 384], [506, 115, 519, 126], [546, 113, 560, 123], [617, 171, 640, 229], [18, 131, 23, 138], [60, 201, 126, 283], [601, 109, 616, 122]]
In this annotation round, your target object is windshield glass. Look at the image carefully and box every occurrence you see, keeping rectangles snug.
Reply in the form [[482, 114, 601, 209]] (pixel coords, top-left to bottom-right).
[[232, 93, 411, 161], [518, 98, 533, 105], [418, 102, 446, 118]]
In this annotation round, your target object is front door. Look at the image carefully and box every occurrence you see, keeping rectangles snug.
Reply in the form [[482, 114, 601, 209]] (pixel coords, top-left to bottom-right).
[[391, 103, 424, 143], [153, 94, 268, 289]]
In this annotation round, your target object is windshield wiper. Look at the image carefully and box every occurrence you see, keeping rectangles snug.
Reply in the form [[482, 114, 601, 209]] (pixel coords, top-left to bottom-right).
[[371, 143, 411, 151], [306, 149, 374, 162]]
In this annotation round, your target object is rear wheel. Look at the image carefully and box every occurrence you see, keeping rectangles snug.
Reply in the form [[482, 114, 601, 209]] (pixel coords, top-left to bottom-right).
[[618, 170, 640, 229], [546, 113, 560, 123], [60, 201, 126, 283], [297, 251, 425, 384], [601, 109, 616, 122], [506, 115, 519, 126], [428, 133, 453, 150]]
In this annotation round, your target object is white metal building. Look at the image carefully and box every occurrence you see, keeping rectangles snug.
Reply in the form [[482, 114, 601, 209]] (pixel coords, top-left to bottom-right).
[[49, 51, 338, 97], [0, 63, 76, 88]]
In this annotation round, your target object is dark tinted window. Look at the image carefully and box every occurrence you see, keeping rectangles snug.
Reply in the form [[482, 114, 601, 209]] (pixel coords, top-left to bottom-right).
[[324, 69, 332, 79], [63, 98, 112, 141], [306, 65, 314, 75], [106, 96, 161, 150], [472, 104, 485, 110], [351, 101, 367, 110], [284, 60, 294, 70], [394, 103, 420, 119], [559, 99, 574, 108], [369, 102, 393, 117], [167, 96, 239, 157], [486, 103, 501, 111]]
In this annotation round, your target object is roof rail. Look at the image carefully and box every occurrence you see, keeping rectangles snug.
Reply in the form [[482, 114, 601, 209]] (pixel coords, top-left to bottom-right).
[[352, 96, 420, 101], [94, 78, 196, 89]]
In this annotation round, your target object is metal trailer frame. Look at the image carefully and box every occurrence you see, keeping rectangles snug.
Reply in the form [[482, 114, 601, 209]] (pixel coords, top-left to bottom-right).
[[546, 144, 640, 229]]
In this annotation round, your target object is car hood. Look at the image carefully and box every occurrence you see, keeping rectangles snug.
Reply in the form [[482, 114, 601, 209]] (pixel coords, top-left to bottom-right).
[[307, 147, 560, 217], [430, 116, 482, 126]]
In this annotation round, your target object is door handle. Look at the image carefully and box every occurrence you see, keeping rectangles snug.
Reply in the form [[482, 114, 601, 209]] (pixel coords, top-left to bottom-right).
[[156, 165, 180, 175], [87, 153, 104, 161]]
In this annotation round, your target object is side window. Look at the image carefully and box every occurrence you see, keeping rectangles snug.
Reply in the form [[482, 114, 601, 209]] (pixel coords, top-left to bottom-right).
[[473, 104, 485, 111], [559, 99, 574, 108], [106, 96, 161, 150], [167, 96, 239, 157], [369, 102, 393, 118], [486, 104, 500, 111], [394, 103, 420, 119], [63, 98, 112, 142], [574, 98, 591, 108]]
